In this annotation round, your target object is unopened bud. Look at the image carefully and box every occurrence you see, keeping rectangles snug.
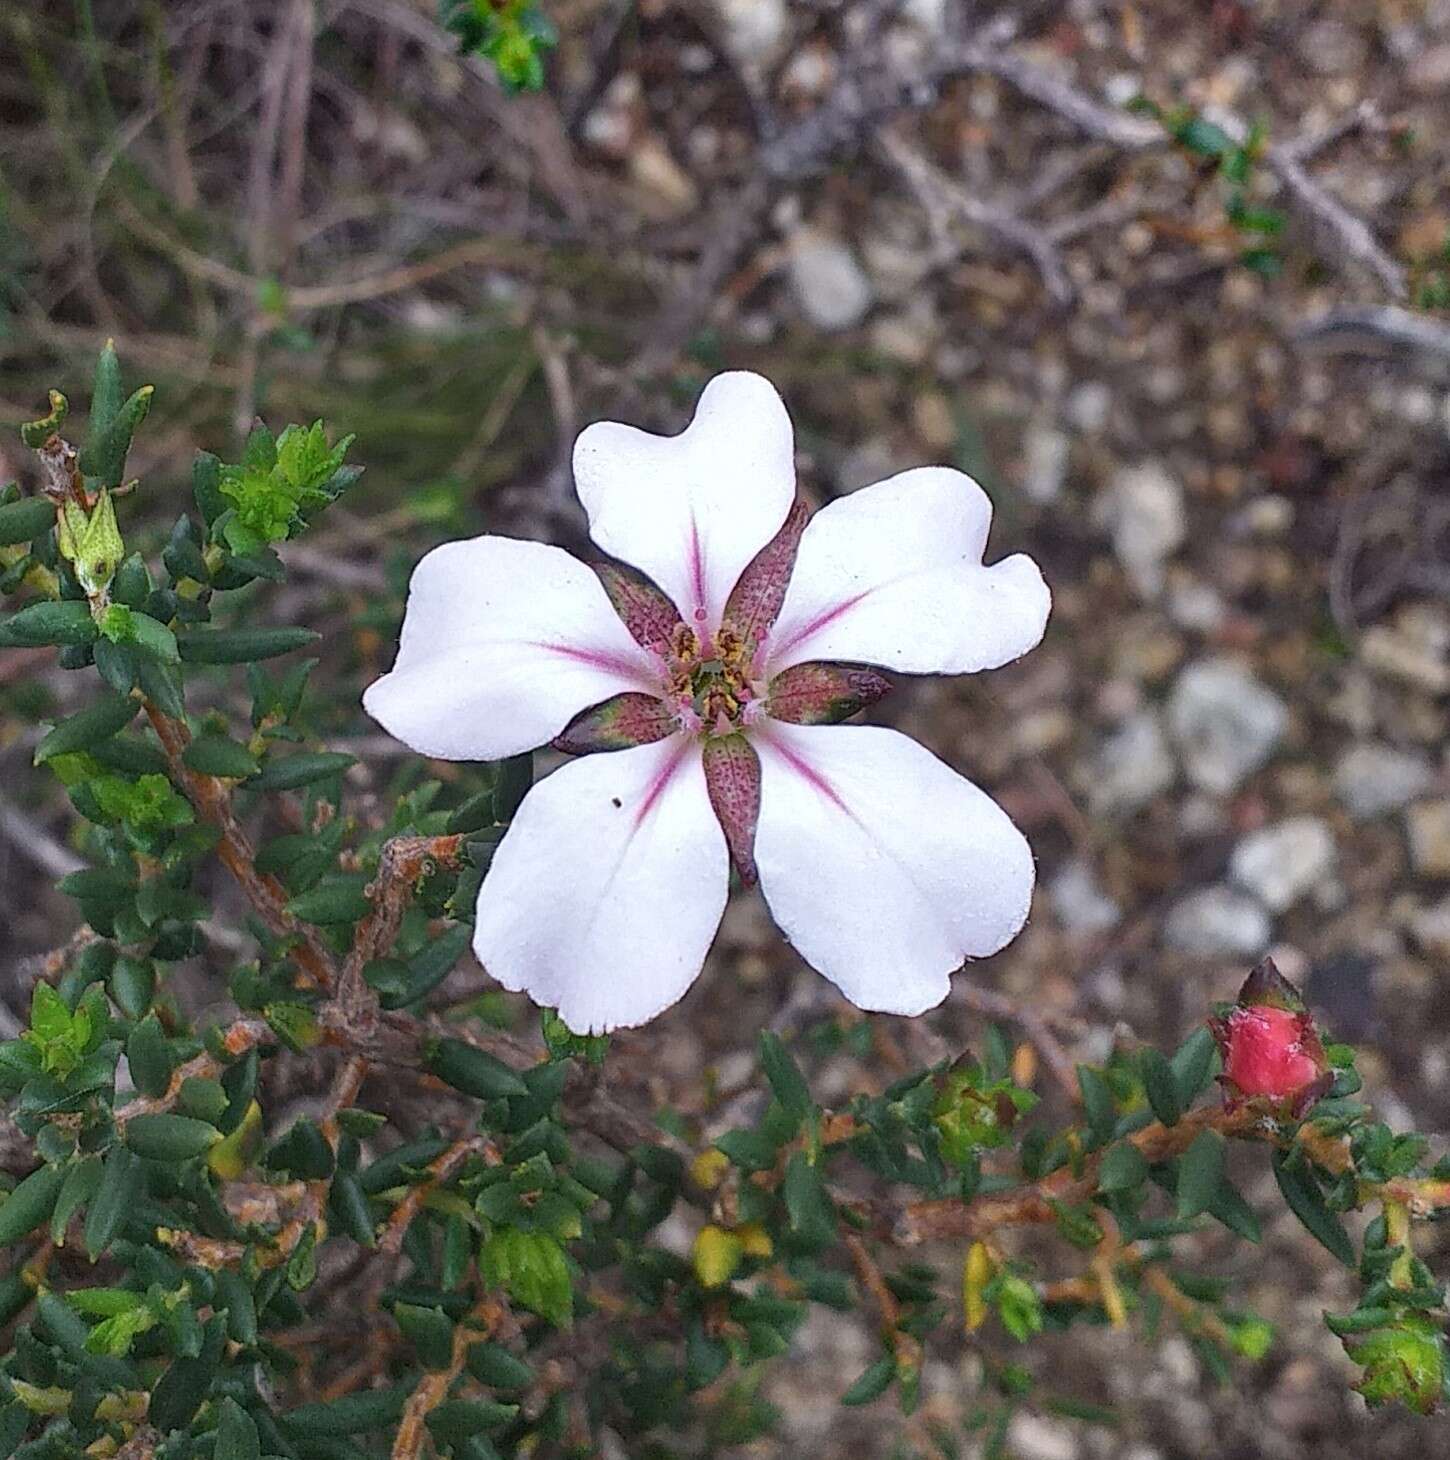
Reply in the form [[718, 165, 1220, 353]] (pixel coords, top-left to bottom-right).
[[1210, 958, 1332, 1116]]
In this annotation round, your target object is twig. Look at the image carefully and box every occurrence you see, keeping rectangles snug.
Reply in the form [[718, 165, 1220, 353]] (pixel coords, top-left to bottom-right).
[[145, 702, 339, 992], [115, 1016, 271, 1127], [876, 130, 1074, 307], [391, 1297, 505, 1460], [380, 1134, 498, 1256], [1293, 306, 1450, 363], [844, 1231, 920, 1373]]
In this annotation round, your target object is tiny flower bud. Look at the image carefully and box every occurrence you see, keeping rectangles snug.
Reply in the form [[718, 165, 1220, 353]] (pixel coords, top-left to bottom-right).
[[1210, 958, 1332, 1116]]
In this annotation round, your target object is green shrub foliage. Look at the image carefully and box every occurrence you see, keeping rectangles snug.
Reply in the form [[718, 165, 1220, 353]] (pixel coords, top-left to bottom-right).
[[1, 350, 1448, 1459]]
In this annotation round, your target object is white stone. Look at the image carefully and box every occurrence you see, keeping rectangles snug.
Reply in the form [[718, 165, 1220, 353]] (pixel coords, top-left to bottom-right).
[[1164, 885, 1272, 958], [1168, 658, 1289, 795], [1333, 742, 1434, 819], [711, 0, 789, 68], [1088, 710, 1176, 815], [1229, 817, 1336, 912], [787, 229, 873, 332], [1100, 462, 1186, 597], [1022, 421, 1071, 505], [1005, 1413, 1080, 1460], [1066, 381, 1112, 433], [1049, 859, 1122, 935]]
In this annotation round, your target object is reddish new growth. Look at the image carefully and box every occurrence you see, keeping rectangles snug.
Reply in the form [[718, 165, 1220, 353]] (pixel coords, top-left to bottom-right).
[[1210, 958, 1332, 1117]]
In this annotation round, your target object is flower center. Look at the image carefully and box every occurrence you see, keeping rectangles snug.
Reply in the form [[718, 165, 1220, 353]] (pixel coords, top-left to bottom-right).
[[669, 625, 761, 736]]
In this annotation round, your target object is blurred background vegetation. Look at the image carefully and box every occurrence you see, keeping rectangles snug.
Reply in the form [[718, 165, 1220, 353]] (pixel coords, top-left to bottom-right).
[[3, 1, 1450, 1455]]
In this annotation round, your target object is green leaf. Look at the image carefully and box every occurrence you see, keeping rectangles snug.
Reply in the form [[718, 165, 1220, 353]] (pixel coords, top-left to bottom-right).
[[426, 1037, 528, 1100], [0, 1164, 65, 1245], [34, 693, 138, 764], [1096, 1141, 1149, 1195], [215, 1396, 262, 1460], [1140, 1048, 1183, 1127], [50, 1155, 103, 1244], [124, 1113, 222, 1161], [0, 496, 54, 547], [759, 1031, 811, 1122], [782, 1152, 835, 1243], [465, 1342, 533, 1391], [126, 1015, 175, 1098], [426, 1399, 519, 1442], [286, 875, 371, 925], [1176, 1128, 1226, 1220], [149, 1315, 225, 1430], [252, 750, 356, 791], [78, 385, 153, 488], [0, 599, 98, 648], [1272, 1151, 1356, 1267], [183, 734, 259, 779], [85, 1145, 141, 1259], [1077, 1065, 1116, 1145], [328, 1172, 377, 1248], [841, 1354, 896, 1406], [380, 922, 473, 1011], [265, 1118, 335, 1181], [480, 1226, 572, 1328], [395, 1302, 454, 1370], [89, 342, 124, 450], [282, 1386, 412, 1435], [177, 625, 320, 664], [1170, 1027, 1220, 1105]]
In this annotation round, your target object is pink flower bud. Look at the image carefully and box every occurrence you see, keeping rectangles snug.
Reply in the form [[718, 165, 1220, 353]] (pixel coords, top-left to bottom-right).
[[1210, 958, 1332, 1116]]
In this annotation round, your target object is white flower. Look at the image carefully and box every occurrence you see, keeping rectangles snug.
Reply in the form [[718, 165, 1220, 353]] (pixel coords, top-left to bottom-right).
[[363, 372, 1050, 1034]]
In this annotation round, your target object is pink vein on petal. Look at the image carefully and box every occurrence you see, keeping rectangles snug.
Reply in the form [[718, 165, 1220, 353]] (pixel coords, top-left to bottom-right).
[[687, 513, 706, 618], [771, 590, 870, 663], [762, 731, 850, 815], [534, 641, 656, 682], [634, 737, 692, 830]]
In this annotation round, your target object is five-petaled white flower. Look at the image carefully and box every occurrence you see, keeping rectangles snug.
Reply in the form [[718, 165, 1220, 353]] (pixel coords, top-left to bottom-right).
[[363, 373, 1050, 1034]]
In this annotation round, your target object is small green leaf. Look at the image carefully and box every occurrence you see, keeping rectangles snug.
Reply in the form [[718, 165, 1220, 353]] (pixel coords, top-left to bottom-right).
[[124, 1113, 222, 1162], [1176, 1128, 1226, 1220], [176, 625, 320, 664], [286, 874, 371, 925], [0, 496, 55, 547], [183, 735, 260, 778], [252, 750, 356, 791], [85, 1145, 142, 1258], [215, 1396, 262, 1460], [1140, 1049, 1183, 1127], [1097, 1141, 1149, 1195], [395, 1302, 454, 1370], [840, 1354, 895, 1406], [759, 1030, 811, 1122], [1170, 1027, 1220, 1105], [50, 1155, 103, 1244], [0, 1164, 65, 1245], [1272, 1151, 1356, 1267], [426, 1037, 528, 1100], [79, 382, 153, 488], [34, 694, 138, 764], [1077, 1065, 1116, 1144], [0, 599, 98, 648], [480, 1226, 572, 1328]]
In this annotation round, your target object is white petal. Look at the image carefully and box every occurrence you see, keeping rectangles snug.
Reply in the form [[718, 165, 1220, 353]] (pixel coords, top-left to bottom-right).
[[473, 737, 729, 1034], [753, 723, 1035, 1015], [363, 535, 658, 761], [765, 467, 1050, 675], [573, 372, 795, 630]]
